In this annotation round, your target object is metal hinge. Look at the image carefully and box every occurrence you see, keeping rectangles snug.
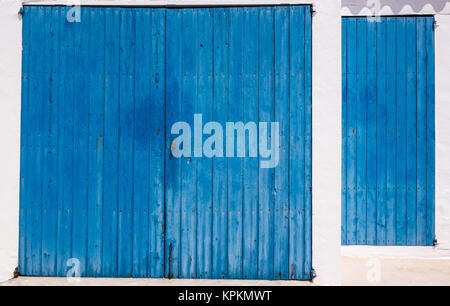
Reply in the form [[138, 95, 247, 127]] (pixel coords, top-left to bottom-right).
[[13, 267, 20, 278], [433, 238, 438, 247], [18, 7, 24, 19], [310, 268, 316, 280], [433, 20, 438, 31]]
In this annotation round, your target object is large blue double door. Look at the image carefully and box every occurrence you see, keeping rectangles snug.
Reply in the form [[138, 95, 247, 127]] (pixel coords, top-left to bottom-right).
[[342, 17, 435, 246], [19, 6, 312, 279]]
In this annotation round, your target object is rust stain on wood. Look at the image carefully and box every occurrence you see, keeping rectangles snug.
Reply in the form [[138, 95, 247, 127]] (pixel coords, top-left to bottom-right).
[[171, 140, 177, 152], [168, 242, 173, 279], [98, 135, 103, 154]]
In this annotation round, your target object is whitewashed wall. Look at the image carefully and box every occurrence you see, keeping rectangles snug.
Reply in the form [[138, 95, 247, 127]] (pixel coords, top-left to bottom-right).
[[0, 0, 342, 285], [0, 0, 23, 284], [342, 0, 450, 16]]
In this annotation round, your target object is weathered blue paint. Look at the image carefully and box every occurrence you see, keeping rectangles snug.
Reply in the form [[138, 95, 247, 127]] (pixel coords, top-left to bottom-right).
[[342, 17, 435, 246], [19, 5, 312, 279], [242, 8, 259, 279]]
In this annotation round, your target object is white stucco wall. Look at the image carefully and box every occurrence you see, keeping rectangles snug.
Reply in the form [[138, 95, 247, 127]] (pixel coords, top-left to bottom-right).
[[435, 13, 450, 255], [341, 0, 450, 260], [311, 0, 342, 286], [342, 0, 450, 16], [0, 0, 342, 285], [0, 0, 23, 284]]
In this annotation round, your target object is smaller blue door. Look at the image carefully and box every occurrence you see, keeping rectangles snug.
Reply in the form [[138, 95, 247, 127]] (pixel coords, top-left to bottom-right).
[[342, 17, 435, 246]]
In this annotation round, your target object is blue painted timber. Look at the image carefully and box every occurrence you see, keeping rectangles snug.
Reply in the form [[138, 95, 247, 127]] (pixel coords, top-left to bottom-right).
[[342, 17, 435, 246], [19, 5, 312, 279]]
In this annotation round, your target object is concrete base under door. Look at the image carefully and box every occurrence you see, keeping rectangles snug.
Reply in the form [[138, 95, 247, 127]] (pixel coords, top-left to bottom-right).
[[0, 277, 313, 286], [342, 256, 450, 286], [2, 256, 450, 286]]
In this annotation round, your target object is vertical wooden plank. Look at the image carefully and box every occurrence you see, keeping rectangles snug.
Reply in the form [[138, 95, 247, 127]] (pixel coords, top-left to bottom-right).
[[40, 6, 56, 276], [426, 17, 436, 246], [118, 8, 135, 277], [303, 6, 313, 278], [416, 17, 428, 245], [47, 7, 62, 275], [180, 8, 197, 279], [366, 18, 377, 245], [345, 17, 357, 245], [242, 7, 259, 280], [19, 5, 31, 275], [289, 6, 306, 279], [102, 7, 120, 277], [376, 18, 387, 245], [24, 6, 35, 275], [196, 8, 213, 279], [149, 8, 166, 278], [132, 8, 151, 277], [257, 6, 275, 280], [56, 6, 75, 276], [165, 8, 182, 279], [406, 17, 418, 245], [341, 18, 348, 245], [132, 8, 145, 277], [228, 7, 244, 279], [356, 18, 368, 245], [386, 17, 397, 245], [72, 6, 90, 277], [273, 6, 290, 279], [27, 6, 45, 276], [212, 7, 229, 279], [396, 17, 408, 245], [87, 7, 105, 276]]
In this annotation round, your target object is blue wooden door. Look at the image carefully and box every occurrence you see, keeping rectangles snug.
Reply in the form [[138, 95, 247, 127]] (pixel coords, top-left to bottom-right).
[[342, 17, 435, 246], [19, 5, 312, 279]]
